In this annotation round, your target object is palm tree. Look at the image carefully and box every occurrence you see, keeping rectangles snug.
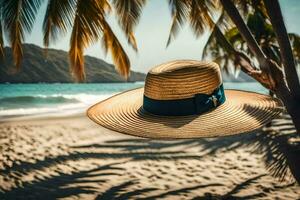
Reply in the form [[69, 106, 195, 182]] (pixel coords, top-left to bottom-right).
[[0, 0, 146, 81], [202, 9, 300, 80], [166, 0, 300, 183]]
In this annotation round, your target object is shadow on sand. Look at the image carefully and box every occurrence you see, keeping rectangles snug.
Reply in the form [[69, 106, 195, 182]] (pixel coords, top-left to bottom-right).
[[0, 113, 299, 199]]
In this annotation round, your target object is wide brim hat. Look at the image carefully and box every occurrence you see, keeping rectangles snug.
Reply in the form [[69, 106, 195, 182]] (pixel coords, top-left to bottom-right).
[[87, 60, 283, 139]]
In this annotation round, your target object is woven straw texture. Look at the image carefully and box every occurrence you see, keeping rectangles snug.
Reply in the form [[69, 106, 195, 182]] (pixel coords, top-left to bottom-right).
[[87, 60, 283, 139], [145, 60, 222, 100]]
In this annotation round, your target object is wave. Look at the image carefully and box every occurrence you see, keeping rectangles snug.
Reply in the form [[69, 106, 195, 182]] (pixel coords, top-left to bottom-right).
[[0, 93, 113, 106], [0, 96, 80, 106], [0, 93, 115, 118], [0, 104, 84, 118]]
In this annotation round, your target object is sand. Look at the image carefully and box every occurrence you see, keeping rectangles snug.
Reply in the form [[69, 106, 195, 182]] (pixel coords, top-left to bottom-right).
[[0, 114, 299, 199]]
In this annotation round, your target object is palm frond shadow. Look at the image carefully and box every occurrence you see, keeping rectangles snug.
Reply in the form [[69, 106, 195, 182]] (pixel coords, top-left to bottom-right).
[[96, 174, 295, 200], [213, 109, 298, 183], [94, 180, 224, 200], [0, 162, 125, 199], [241, 105, 300, 182], [0, 149, 201, 177], [71, 108, 300, 182], [191, 174, 295, 200], [140, 183, 224, 200], [1, 111, 299, 199], [95, 180, 157, 200]]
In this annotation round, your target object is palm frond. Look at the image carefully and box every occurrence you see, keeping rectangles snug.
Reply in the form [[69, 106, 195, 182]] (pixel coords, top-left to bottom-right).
[[232, 0, 251, 16], [288, 33, 300, 65], [69, 0, 130, 81], [225, 27, 243, 45], [202, 12, 236, 62], [234, 0, 268, 18], [216, 10, 234, 31], [166, 0, 189, 46], [111, 0, 146, 51], [69, 0, 106, 81], [43, 0, 76, 48], [189, 0, 217, 38], [202, 25, 225, 59], [100, 19, 130, 79], [1, 0, 43, 69], [202, 25, 239, 75]]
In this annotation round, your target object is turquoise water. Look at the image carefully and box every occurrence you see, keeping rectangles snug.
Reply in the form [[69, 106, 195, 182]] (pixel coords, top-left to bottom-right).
[[0, 82, 267, 118]]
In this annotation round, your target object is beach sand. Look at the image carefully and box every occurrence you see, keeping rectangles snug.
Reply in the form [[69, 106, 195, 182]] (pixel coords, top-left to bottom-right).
[[0, 114, 299, 199]]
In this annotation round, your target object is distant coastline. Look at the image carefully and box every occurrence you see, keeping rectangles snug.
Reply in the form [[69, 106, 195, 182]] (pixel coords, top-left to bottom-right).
[[0, 44, 146, 83]]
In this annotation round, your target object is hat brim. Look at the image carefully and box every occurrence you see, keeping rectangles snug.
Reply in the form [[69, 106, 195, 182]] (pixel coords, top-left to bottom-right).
[[87, 88, 283, 139]]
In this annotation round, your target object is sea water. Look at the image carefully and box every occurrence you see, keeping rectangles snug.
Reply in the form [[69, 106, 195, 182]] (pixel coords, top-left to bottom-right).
[[0, 82, 267, 119]]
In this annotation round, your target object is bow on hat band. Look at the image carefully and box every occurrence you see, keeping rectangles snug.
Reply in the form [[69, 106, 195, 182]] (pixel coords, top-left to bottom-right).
[[143, 84, 226, 116]]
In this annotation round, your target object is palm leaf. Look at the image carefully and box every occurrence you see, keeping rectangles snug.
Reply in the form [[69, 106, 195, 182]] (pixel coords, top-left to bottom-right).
[[111, 0, 146, 51], [100, 19, 130, 79], [69, 0, 106, 81], [69, 0, 130, 81], [43, 0, 76, 48], [189, 0, 217, 38], [289, 33, 300, 65], [202, 12, 236, 62], [233, 0, 251, 16], [235, 0, 268, 18], [1, 0, 43, 69], [166, 0, 189, 46], [225, 27, 243, 46]]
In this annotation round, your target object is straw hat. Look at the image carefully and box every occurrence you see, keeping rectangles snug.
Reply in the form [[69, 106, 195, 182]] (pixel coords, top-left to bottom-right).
[[87, 60, 283, 139]]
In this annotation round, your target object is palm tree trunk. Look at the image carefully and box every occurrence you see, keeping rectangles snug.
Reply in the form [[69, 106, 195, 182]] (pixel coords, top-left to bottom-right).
[[285, 146, 300, 184], [220, 0, 300, 183], [281, 90, 300, 184], [281, 97, 300, 132], [263, 0, 300, 99]]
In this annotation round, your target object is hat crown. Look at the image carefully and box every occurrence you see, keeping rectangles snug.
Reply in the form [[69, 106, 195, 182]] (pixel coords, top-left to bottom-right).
[[144, 60, 222, 100]]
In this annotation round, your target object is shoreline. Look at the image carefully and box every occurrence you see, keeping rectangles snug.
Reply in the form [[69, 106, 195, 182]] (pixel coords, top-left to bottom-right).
[[0, 110, 86, 123]]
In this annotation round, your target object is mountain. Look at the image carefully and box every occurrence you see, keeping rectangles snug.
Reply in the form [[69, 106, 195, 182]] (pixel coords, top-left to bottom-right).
[[0, 44, 145, 83]]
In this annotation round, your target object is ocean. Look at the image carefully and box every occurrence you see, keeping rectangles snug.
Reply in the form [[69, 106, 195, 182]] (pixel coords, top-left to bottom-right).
[[0, 82, 267, 120]]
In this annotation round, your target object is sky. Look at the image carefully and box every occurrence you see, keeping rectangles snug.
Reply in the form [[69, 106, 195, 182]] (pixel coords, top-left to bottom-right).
[[4, 0, 300, 73]]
